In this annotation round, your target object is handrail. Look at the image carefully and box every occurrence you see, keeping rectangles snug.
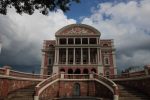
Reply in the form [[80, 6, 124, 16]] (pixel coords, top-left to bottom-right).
[[94, 73, 119, 100], [0, 67, 51, 79], [95, 74, 117, 86], [9, 69, 50, 79], [0, 68, 5, 75], [35, 73, 60, 96]]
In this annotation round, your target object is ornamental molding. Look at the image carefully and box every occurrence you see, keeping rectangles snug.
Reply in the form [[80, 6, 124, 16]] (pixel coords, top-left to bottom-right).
[[60, 27, 95, 35], [55, 24, 101, 36]]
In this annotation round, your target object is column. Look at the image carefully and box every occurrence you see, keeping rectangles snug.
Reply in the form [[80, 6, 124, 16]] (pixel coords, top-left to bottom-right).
[[57, 48, 59, 64], [88, 38, 90, 44], [81, 38, 82, 44], [97, 38, 99, 44], [88, 48, 90, 64], [57, 38, 59, 45], [40, 52, 45, 75], [73, 48, 75, 65], [112, 51, 117, 75], [66, 38, 68, 44], [73, 38, 75, 44], [54, 48, 57, 64], [66, 48, 68, 65], [99, 49, 102, 65], [81, 48, 83, 65], [97, 48, 100, 65]]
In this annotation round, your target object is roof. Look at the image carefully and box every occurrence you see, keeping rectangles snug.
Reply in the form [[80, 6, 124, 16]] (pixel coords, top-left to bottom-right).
[[55, 24, 101, 37], [44, 40, 56, 46]]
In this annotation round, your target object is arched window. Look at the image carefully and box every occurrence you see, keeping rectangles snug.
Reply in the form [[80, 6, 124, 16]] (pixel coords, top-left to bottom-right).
[[68, 69, 73, 74], [91, 68, 96, 73], [74, 69, 81, 74], [103, 44, 108, 47], [105, 71, 110, 78], [60, 68, 65, 72], [105, 58, 109, 65], [49, 58, 51, 65], [83, 69, 89, 74], [73, 83, 80, 96], [49, 44, 54, 47]]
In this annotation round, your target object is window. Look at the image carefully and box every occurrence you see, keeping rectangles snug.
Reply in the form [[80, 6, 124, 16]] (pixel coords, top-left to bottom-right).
[[83, 48, 88, 64], [49, 58, 51, 65], [68, 69, 73, 74], [83, 69, 89, 74], [60, 68, 65, 72], [59, 48, 66, 64], [82, 38, 88, 44], [103, 44, 108, 47], [91, 68, 96, 73], [74, 69, 81, 74], [59, 38, 66, 44], [89, 38, 97, 44], [68, 48, 73, 64], [75, 48, 81, 64], [105, 71, 110, 78], [90, 48, 97, 64], [75, 38, 81, 44], [104, 57, 109, 65], [68, 38, 74, 44]]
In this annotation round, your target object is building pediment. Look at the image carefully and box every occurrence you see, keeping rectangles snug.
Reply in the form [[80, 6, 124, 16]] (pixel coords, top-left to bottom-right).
[[55, 24, 101, 37]]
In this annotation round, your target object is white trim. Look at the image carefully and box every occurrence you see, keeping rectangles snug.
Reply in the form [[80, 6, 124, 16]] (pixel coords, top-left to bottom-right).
[[34, 96, 39, 100], [38, 79, 59, 95], [0, 75, 43, 81], [94, 79, 114, 93], [114, 95, 119, 100], [10, 69, 45, 76], [112, 75, 150, 81]]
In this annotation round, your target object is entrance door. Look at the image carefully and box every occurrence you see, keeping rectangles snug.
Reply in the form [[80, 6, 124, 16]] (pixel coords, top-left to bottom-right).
[[73, 83, 80, 96]]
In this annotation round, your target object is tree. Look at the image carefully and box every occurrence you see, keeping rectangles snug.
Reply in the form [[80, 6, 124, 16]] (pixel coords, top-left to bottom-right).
[[0, 0, 80, 15]]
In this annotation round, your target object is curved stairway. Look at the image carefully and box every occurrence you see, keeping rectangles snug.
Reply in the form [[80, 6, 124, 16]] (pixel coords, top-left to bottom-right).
[[118, 84, 150, 100], [5, 85, 35, 100], [56, 96, 102, 100]]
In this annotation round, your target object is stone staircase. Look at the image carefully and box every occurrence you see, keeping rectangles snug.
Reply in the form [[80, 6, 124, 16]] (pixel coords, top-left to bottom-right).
[[56, 96, 102, 100], [118, 84, 150, 100], [4, 83, 150, 100], [5, 85, 35, 100]]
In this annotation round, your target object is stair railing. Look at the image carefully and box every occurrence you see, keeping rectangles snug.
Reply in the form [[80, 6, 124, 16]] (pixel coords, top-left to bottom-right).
[[94, 73, 119, 100], [34, 73, 60, 100]]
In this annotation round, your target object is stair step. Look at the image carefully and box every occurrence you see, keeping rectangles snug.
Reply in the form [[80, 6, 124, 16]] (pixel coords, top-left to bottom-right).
[[119, 97, 150, 100], [6, 85, 36, 100], [117, 84, 150, 100]]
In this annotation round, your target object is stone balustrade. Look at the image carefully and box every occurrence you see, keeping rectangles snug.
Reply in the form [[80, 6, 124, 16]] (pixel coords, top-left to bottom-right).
[[0, 66, 50, 79], [34, 73, 119, 100]]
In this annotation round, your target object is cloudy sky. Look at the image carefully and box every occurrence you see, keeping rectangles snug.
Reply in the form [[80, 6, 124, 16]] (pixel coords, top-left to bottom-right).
[[0, 0, 150, 73]]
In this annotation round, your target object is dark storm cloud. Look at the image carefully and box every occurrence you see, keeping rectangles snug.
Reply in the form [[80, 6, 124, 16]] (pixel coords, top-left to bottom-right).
[[0, 9, 76, 72], [0, 16, 41, 67]]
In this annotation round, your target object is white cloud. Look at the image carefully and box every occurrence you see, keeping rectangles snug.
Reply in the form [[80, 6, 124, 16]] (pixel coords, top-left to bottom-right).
[[0, 8, 76, 68], [82, 0, 150, 70]]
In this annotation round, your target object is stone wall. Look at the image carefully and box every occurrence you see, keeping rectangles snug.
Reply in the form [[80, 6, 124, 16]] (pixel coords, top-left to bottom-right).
[[114, 76, 150, 96], [39, 79, 113, 99], [0, 78, 39, 99]]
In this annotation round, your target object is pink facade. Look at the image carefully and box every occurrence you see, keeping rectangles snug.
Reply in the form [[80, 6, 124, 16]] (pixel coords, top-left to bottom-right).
[[41, 24, 117, 77]]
